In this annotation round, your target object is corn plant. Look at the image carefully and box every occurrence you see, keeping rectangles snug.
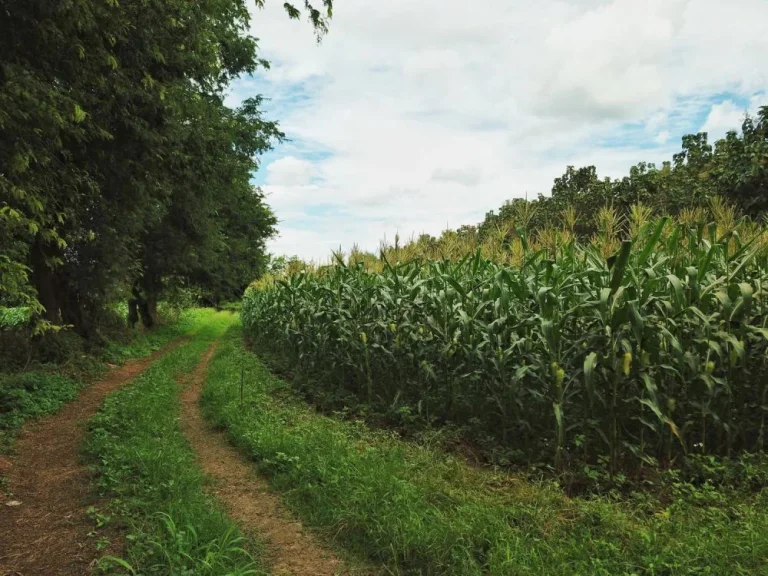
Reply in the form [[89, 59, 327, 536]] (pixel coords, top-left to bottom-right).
[[242, 215, 768, 473]]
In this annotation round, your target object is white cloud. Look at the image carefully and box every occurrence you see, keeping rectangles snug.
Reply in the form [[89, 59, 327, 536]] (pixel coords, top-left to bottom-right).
[[268, 226, 343, 264], [431, 167, 482, 187], [699, 94, 766, 141], [699, 100, 747, 140], [232, 0, 768, 261], [531, 0, 683, 120], [265, 155, 316, 186]]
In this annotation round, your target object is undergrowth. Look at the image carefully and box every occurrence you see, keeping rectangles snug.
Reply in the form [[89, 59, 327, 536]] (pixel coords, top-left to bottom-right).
[[202, 321, 768, 575], [0, 372, 85, 453], [85, 310, 264, 575], [0, 309, 205, 456]]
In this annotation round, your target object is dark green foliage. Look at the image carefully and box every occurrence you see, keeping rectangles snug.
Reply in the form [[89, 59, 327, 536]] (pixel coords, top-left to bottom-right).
[[0, 307, 32, 330], [711, 108, 768, 216], [0, 0, 331, 335]]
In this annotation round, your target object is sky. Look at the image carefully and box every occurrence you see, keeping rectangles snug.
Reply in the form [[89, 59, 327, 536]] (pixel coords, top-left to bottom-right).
[[226, 0, 768, 262]]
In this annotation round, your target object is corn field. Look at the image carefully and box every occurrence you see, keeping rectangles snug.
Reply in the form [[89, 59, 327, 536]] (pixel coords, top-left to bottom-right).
[[243, 212, 768, 472]]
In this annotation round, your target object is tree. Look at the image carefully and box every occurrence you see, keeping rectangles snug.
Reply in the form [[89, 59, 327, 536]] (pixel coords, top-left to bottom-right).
[[612, 161, 671, 211], [1, 0, 333, 334], [709, 107, 768, 217], [133, 97, 281, 323], [477, 106, 767, 240]]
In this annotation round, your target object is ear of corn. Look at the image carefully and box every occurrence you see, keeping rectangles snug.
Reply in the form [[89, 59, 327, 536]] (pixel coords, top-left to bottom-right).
[[243, 216, 768, 472]]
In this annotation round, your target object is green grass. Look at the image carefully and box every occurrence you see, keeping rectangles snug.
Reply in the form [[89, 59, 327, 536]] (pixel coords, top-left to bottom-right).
[[0, 309, 207, 455], [202, 320, 768, 575], [101, 308, 210, 362], [85, 310, 266, 575], [0, 371, 86, 453]]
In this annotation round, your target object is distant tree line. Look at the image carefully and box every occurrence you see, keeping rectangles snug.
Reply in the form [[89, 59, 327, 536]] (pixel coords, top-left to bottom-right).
[[477, 108, 768, 240]]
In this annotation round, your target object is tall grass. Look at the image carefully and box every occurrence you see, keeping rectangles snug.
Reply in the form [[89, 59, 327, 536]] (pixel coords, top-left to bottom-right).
[[243, 207, 768, 473]]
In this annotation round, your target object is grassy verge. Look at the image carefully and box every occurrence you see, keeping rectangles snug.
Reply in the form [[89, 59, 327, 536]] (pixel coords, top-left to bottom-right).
[[85, 310, 266, 575], [0, 309, 207, 456], [202, 321, 768, 576]]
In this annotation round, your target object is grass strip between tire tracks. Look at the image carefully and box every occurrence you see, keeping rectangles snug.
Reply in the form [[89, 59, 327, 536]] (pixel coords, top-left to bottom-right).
[[85, 310, 267, 575]]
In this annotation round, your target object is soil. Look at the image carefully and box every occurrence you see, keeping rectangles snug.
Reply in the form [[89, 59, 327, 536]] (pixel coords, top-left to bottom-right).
[[179, 344, 357, 576], [0, 341, 183, 575]]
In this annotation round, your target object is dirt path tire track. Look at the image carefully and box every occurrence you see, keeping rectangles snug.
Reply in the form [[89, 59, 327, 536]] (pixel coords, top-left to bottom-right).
[[0, 339, 185, 576], [180, 344, 353, 576]]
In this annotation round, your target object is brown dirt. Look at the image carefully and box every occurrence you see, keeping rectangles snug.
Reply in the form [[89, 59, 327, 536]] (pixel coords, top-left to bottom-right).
[[179, 345, 355, 576], [0, 340, 183, 576]]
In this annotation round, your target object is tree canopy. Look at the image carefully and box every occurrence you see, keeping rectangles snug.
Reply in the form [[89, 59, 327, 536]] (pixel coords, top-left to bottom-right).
[[0, 0, 332, 334], [478, 107, 768, 240]]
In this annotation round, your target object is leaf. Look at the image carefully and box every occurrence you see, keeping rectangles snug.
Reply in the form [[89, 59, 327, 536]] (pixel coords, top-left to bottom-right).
[[553, 402, 563, 430], [609, 241, 632, 295], [665, 418, 687, 452], [73, 104, 87, 123], [639, 398, 664, 421], [444, 276, 467, 299], [697, 244, 718, 282], [638, 217, 667, 266], [100, 556, 136, 573], [747, 326, 768, 341], [541, 320, 559, 353], [640, 373, 658, 403], [583, 352, 598, 403], [627, 301, 644, 341], [666, 274, 686, 309], [730, 282, 754, 322], [728, 244, 760, 282]]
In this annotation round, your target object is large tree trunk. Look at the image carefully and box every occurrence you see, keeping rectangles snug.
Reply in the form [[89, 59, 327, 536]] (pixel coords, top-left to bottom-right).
[[139, 294, 157, 329], [128, 298, 139, 328], [32, 237, 94, 338], [130, 276, 159, 329], [30, 237, 60, 323], [58, 279, 92, 339]]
